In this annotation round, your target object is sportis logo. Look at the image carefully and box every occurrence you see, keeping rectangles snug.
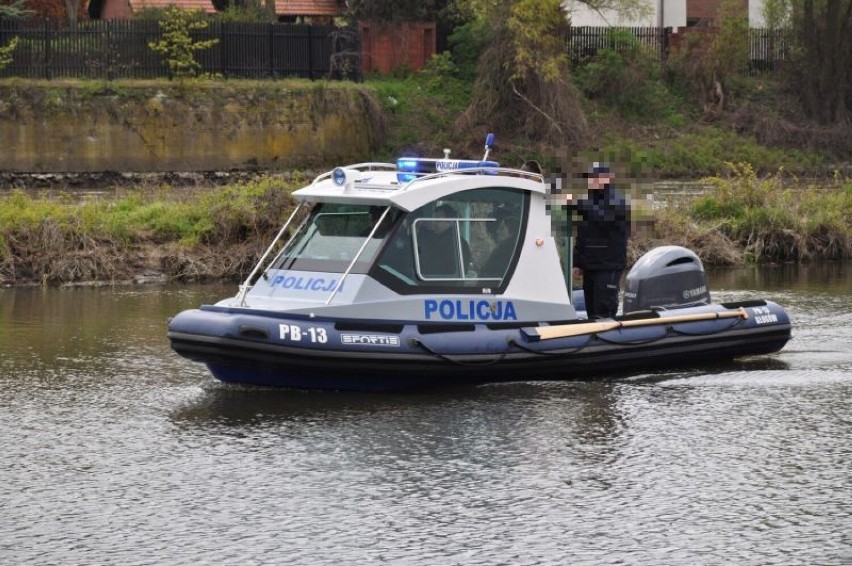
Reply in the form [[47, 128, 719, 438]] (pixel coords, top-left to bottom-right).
[[340, 334, 401, 347]]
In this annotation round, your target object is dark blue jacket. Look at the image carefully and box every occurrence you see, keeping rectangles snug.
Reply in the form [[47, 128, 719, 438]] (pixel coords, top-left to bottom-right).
[[571, 184, 629, 271]]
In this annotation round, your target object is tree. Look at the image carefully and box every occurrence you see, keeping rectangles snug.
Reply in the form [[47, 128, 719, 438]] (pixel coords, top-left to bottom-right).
[[456, 0, 587, 148], [763, 0, 793, 28], [665, 0, 749, 116], [789, 0, 852, 124], [210, 0, 276, 22], [148, 7, 219, 80], [566, 0, 654, 24], [758, 0, 852, 124], [62, 0, 82, 25]]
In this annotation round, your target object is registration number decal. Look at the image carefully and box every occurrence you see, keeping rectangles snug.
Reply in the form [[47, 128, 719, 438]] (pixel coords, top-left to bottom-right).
[[279, 324, 328, 343], [751, 306, 778, 324]]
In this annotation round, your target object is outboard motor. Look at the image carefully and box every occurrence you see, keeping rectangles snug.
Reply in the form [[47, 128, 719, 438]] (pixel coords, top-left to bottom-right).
[[622, 246, 710, 314]]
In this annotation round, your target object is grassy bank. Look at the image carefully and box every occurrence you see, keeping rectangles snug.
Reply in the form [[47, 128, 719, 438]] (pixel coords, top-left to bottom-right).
[[635, 165, 852, 266], [0, 176, 305, 285], [2, 168, 850, 286]]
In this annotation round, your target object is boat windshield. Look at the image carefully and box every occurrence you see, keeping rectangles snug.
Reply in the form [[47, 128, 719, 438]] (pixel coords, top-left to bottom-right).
[[371, 188, 528, 294], [269, 203, 400, 274]]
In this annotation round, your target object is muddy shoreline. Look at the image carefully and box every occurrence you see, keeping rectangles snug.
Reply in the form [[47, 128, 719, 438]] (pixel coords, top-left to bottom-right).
[[0, 170, 314, 191]]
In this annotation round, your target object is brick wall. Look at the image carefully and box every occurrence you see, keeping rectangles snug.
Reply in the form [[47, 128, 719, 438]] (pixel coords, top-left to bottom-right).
[[359, 21, 436, 75], [686, 0, 748, 24]]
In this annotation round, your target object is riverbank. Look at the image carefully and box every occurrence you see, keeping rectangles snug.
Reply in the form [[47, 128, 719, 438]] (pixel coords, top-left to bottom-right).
[[0, 80, 384, 173], [2, 168, 849, 287], [0, 176, 303, 286]]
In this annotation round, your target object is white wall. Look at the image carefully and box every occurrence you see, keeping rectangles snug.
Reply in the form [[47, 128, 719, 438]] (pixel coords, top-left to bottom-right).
[[564, 0, 765, 28]]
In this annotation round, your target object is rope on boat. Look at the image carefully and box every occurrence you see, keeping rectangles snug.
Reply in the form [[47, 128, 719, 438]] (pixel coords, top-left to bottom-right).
[[413, 316, 749, 362], [410, 338, 510, 366]]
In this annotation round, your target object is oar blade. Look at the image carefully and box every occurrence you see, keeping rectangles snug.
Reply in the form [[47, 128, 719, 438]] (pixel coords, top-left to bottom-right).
[[524, 321, 620, 341]]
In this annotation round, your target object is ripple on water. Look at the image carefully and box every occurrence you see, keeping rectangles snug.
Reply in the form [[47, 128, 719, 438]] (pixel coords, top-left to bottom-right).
[[1, 278, 851, 564]]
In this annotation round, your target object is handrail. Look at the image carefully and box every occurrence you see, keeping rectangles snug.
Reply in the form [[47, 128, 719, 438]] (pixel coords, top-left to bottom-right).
[[237, 204, 305, 306], [310, 162, 397, 186]]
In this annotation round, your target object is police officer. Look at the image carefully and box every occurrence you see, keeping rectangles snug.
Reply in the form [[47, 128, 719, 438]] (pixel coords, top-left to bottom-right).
[[565, 163, 629, 319]]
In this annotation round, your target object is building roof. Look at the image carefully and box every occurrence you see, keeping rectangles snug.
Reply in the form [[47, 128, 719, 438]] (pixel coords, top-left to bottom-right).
[[131, 0, 216, 13], [128, 0, 346, 15], [275, 0, 345, 15]]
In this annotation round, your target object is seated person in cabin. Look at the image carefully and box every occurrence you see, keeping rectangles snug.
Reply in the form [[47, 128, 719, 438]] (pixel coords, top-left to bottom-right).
[[482, 203, 521, 278], [417, 203, 472, 278], [359, 206, 388, 237]]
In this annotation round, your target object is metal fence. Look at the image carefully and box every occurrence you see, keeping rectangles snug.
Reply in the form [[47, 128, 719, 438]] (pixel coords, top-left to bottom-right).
[[568, 26, 791, 75], [0, 18, 791, 81], [0, 19, 361, 81]]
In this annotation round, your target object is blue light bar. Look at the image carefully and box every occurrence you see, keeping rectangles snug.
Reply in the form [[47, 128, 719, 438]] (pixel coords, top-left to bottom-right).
[[395, 158, 500, 182]]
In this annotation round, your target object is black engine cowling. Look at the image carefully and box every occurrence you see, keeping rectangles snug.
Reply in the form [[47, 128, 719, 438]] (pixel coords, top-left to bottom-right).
[[622, 246, 710, 314]]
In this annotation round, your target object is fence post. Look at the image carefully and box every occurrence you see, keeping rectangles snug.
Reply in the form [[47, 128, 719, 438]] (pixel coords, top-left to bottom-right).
[[269, 23, 274, 79], [43, 19, 51, 80]]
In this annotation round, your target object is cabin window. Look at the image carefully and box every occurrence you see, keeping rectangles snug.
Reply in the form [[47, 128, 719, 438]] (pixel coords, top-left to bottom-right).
[[270, 203, 400, 274], [372, 188, 528, 294]]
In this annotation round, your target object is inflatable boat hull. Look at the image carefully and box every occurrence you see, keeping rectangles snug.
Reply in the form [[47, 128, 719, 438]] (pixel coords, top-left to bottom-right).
[[168, 300, 791, 391]]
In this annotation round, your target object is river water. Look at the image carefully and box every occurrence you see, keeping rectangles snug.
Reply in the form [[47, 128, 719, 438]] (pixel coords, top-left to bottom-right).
[[1, 263, 850, 564]]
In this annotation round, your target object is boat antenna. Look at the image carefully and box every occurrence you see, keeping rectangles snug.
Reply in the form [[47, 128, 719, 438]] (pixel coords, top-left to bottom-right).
[[482, 132, 494, 161]]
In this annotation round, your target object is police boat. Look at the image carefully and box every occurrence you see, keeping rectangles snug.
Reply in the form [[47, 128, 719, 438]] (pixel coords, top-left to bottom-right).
[[167, 136, 792, 391]]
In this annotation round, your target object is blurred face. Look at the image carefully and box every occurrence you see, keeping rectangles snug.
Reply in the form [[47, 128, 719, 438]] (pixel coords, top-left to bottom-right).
[[587, 173, 611, 190], [433, 207, 454, 233]]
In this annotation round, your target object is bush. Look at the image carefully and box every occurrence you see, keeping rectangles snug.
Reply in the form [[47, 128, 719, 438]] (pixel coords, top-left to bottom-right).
[[574, 29, 683, 122], [689, 163, 852, 261]]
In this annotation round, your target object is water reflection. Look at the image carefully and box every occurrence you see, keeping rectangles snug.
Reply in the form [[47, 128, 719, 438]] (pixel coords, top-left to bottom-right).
[[171, 381, 627, 453], [1, 267, 851, 564]]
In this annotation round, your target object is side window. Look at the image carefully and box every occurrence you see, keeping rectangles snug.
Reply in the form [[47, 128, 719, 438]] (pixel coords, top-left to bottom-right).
[[373, 188, 527, 293], [413, 203, 473, 280]]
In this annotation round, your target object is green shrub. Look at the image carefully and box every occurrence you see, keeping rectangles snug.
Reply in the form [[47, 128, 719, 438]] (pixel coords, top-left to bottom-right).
[[148, 7, 219, 80], [574, 29, 683, 122]]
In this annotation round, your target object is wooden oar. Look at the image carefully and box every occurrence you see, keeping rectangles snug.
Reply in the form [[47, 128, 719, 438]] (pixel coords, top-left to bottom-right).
[[526, 307, 749, 341]]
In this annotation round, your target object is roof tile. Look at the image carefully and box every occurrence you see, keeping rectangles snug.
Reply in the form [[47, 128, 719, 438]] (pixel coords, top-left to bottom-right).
[[127, 0, 346, 15]]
